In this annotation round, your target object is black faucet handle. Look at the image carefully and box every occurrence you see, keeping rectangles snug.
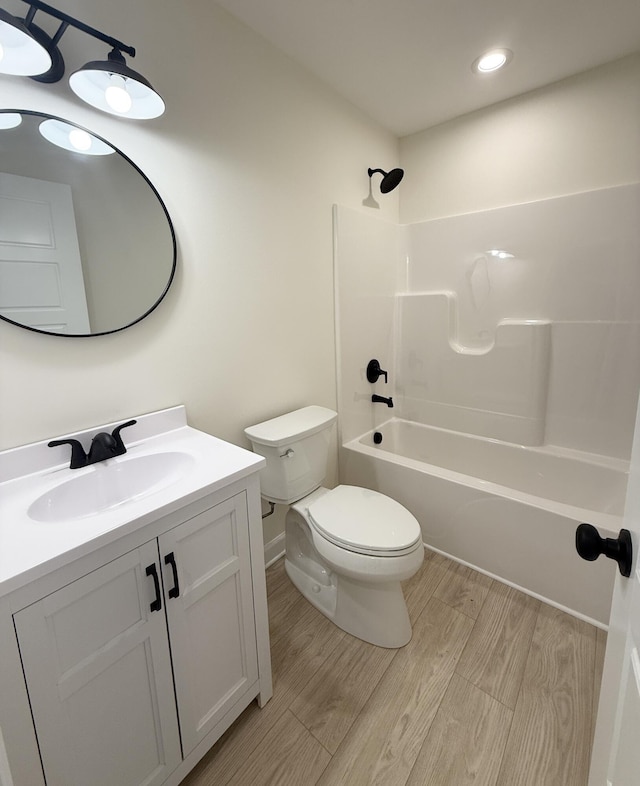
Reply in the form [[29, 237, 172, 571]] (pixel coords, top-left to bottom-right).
[[48, 438, 88, 469], [111, 419, 137, 452], [367, 359, 388, 384]]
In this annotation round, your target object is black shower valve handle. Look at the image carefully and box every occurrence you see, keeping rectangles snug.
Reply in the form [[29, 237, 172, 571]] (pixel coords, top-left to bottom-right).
[[366, 359, 388, 384]]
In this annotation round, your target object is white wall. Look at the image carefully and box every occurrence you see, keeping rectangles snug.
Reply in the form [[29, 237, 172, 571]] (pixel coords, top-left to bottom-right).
[[400, 54, 640, 224], [0, 0, 399, 544]]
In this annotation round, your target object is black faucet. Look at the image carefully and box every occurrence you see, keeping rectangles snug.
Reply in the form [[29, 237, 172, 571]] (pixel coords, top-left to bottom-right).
[[372, 394, 394, 408], [49, 419, 137, 469]]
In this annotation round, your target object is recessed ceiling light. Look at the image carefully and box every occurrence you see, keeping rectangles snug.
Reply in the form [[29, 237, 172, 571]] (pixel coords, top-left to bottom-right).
[[472, 48, 513, 74]]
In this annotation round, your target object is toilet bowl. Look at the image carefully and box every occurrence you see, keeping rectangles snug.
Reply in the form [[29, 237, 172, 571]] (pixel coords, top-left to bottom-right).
[[286, 485, 423, 647], [244, 406, 424, 648]]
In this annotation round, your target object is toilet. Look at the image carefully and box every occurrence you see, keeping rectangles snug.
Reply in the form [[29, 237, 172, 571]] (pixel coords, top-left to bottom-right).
[[244, 406, 424, 648]]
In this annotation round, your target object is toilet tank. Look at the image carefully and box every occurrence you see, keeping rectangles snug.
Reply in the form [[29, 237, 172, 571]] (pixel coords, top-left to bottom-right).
[[244, 406, 337, 504]]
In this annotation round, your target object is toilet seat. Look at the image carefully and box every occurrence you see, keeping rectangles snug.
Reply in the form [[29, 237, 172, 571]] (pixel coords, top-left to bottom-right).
[[307, 485, 422, 557]]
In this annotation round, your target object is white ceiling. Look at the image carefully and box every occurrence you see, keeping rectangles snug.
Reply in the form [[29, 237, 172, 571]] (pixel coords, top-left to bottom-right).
[[215, 0, 640, 137]]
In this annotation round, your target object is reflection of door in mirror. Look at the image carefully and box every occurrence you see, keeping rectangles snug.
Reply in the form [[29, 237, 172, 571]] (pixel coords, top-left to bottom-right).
[[0, 111, 176, 337], [0, 172, 90, 333]]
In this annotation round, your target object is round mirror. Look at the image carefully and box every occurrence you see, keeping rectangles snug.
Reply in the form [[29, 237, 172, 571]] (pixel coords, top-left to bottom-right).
[[0, 110, 176, 336]]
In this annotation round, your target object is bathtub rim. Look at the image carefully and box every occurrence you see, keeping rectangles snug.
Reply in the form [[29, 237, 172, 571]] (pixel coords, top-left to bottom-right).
[[343, 418, 626, 533]]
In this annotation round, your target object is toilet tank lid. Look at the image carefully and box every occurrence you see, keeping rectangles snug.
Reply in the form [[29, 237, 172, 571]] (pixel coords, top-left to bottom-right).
[[244, 406, 337, 447]]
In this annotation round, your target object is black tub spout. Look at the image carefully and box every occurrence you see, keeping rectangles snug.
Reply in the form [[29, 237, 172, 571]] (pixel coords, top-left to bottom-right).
[[372, 394, 394, 408]]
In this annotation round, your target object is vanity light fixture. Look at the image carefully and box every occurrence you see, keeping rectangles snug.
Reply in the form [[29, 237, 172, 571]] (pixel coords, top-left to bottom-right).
[[472, 48, 513, 74], [38, 118, 115, 155], [0, 6, 51, 74], [69, 49, 165, 119], [0, 0, 164, 119]]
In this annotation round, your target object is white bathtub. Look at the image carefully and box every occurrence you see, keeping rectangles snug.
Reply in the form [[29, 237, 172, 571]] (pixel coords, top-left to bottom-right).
[[341, 419, 627, 625]]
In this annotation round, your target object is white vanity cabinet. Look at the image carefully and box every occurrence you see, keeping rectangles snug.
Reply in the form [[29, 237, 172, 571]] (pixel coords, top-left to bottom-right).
[[158, 493, 259, 758], [0, 408, 272, 786], [14, 491, 260, 786], [15, 540, 183, 786]]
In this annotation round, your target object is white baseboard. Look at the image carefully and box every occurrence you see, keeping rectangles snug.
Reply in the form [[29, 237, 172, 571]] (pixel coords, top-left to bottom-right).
[[264, 532, 285, 568]]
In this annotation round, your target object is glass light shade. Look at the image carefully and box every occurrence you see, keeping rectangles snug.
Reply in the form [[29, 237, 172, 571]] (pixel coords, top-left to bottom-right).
[[69, 57, 165, 119], [38, 119, 115, 155], [0, 112, 22, 129], [0, 9, 52, 75]]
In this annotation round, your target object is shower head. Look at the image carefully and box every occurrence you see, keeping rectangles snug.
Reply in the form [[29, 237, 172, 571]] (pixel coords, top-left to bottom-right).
[[368, 167, 404, 193]]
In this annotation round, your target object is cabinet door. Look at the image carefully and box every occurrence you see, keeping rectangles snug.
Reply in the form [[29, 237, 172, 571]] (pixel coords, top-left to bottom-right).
[[14, 541, 182, 786], [160, 493, 259, 756]]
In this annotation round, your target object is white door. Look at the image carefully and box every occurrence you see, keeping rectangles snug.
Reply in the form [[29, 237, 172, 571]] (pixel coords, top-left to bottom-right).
[[0, 171, 90, 332], [14, 541, 182, 786], [589, 391, 640, 785], [160, 493, 259, 757]]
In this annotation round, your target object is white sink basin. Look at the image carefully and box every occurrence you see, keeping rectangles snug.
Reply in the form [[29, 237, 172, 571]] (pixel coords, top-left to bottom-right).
[[28, 451, 196, 522]]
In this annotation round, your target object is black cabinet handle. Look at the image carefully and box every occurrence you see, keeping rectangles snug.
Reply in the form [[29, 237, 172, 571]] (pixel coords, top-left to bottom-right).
[[164, 552, 180, 599], [145, 563, 162, 612], [575, 523, 633, 578]]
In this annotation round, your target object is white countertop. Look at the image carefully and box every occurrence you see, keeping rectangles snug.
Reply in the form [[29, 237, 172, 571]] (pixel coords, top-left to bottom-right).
[[0, 407, 265, 598]]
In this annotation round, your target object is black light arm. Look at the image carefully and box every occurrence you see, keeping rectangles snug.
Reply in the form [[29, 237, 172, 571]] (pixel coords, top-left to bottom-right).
[[20, 0, 136, 57], [24, 5, 59, 42]]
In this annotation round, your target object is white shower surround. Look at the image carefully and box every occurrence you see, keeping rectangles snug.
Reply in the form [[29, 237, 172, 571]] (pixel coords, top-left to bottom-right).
[[341, 419, 622, 624], [335, 185, 640, 458], [397, 291, 552, 445], [334, 185, 640, 625]]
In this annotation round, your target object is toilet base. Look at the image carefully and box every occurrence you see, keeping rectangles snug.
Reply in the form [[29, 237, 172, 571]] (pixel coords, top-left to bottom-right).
[[285, 557, 412, 647], [283, 492, 422, 648]]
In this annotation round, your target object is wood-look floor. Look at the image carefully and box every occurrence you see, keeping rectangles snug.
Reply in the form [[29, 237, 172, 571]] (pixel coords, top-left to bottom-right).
[[180, 550, 606, 786]]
